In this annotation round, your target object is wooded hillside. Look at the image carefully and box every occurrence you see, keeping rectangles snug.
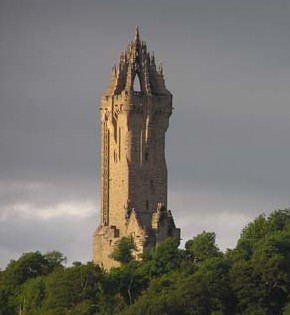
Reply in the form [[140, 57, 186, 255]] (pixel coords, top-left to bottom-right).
[[1, 209, 290, 315]]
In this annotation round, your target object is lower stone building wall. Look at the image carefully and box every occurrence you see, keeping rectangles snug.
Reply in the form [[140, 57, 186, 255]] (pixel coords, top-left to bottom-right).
[[93, 225, 120, 269], [93, 206, 180, 269]]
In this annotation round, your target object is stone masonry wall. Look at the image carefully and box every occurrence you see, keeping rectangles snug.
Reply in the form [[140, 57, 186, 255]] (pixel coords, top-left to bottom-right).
[[93, 29, 180, 269]]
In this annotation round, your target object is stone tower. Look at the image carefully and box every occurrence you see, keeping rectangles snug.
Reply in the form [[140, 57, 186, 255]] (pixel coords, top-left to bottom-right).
[[93, 28, 180, 269]]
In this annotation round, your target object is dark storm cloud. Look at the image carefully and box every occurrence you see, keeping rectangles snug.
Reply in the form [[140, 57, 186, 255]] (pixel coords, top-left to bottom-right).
[[1, 0, 290, 267]]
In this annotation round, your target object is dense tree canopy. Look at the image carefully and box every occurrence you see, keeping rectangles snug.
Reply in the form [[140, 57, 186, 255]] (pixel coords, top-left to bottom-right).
[[110, 236, 137, 265], [1, 209, 290, 315]]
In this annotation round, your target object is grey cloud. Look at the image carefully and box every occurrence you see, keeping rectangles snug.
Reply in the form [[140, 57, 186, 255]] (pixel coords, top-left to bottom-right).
[[169, 189, 290, 251], [168, 108, 290, 191], [0, 208, 97, 268], [0, 179, 98, 210]]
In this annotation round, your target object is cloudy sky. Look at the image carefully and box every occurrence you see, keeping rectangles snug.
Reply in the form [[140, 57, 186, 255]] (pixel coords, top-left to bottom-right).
[[1, 0, 290, 268]]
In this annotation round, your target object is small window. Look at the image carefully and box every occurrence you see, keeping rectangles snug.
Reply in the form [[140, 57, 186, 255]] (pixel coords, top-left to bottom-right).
[[145, 151, 149, 162], [146, 200, 149, 210], [114, 151, 117, 162]]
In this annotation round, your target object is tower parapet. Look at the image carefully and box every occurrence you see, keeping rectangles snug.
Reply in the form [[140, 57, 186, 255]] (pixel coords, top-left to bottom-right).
[[104, 27, 170, 97], [93, 28, 180, 269]]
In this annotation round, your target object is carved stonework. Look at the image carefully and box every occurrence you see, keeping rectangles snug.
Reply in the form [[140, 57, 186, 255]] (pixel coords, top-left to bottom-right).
[[93, 28, 180, 269]]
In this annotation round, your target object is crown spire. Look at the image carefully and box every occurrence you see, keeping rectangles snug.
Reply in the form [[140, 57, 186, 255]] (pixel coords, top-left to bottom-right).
[[150, 51, 155, 66], [134, 26, 140, 45], [104, 28, 170, 95]]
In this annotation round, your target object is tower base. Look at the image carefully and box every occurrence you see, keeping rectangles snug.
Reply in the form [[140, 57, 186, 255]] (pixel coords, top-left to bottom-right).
[[93, 205, 180, 269]]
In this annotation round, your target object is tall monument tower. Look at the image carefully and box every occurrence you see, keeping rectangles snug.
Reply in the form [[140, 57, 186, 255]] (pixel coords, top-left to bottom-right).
[[93, 28, 180, 268]]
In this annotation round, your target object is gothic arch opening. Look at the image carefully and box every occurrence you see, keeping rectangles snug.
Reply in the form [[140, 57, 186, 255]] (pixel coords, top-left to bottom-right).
[[133, 74, 141, 92]]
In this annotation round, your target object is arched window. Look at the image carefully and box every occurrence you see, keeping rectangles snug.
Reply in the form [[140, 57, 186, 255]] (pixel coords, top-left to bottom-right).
[[133, 74, 141, 92], [145, 151, 149, 162]]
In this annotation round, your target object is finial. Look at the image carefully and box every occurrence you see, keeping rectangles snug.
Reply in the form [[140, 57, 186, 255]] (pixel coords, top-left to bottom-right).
[[158, 63, 163, 75], [150, 51, 155, 66], [134, 26, 140, 45], [112, 63, 117, 76], [118, 61, 122, 74], [120, 51, 126, 65]]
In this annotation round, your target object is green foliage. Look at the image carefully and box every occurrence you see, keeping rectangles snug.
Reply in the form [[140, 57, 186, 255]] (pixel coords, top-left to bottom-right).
[[185, 231, 222, 262], [1, 209, 290, 315], [18, 276, 46, 314], [0, 250, 66, 315], [142, 237, 184, 277], [283, 303, 290, 315], [100, 260, 149, 314], [236, 209, 290, 259], [67, 299, 96, 315], [121, 256, 234, 315], [44, 250, 67, 268], [44, 262, 103, 313], [119, 272, 183, 315], [3, 251, 63, 287], [230, 208, 290, 315], [110, 236, 137, 265]]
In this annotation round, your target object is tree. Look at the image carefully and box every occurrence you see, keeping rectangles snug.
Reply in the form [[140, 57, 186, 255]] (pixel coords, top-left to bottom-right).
[[230, 209, 290, 314], [283, 302, 290, 315], [2, 251, 66, 288], [17, 276, 46, 315], [143, 237, 184, 278], [44, 262, 103, 312], [185, 231, 222, 263], [236, 209, 290, 260], [110, 237, 137, 265], [44, 251, 67, 269], [0, 251, 64, 315], [120, 256, 234, 315], [4, 252, 49, 287]]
